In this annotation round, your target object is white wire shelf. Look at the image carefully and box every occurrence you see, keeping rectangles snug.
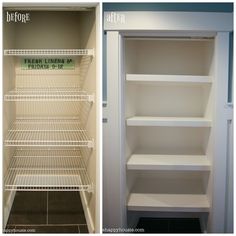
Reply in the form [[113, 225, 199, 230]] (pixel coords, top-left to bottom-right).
[[9, 149, 86, 170], [4, 119, 94, 148], [5, 170, 92, 192], [4, 149, 93, 191], [4, 49, 94, 57], [4, 88, 94, 102]]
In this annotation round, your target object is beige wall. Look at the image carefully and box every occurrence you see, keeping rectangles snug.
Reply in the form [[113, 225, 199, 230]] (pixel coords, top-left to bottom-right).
[[3, 13, 16, 227], [79, 10, 98, 231], [14, 11, 81, 49]]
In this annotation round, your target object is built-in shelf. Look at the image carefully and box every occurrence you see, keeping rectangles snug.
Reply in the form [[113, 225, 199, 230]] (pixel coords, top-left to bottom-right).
[[4, 149, 93, 192], [127, 177, 209, 212], [126, 116, 212, 127], [127, 193, 210, 212], [4, 88, 94, 102], [4, 119, 93, 148], [124, 38, 214, 224], [4, 49, 94, 56], [126, 74, 212, 84], [127, 154, 210, 171]]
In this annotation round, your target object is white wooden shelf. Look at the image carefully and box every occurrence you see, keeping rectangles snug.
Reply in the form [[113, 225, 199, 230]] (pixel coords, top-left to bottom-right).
[[126, 116, 212, 127], [126, 74, 212, 84], [127, 177, 210, 212], [127, 193, 210, 212], [127, 154, 210, 171]]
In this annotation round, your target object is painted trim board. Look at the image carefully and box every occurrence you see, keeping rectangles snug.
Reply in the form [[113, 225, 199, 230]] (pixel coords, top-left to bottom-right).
[[79, 191, 95, 233], [3, 191, 16, 230]]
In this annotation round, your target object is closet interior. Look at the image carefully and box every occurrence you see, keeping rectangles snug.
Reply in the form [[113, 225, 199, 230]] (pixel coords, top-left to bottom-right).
[[3, 5, 98, 233], [125, 38, 214, 230]]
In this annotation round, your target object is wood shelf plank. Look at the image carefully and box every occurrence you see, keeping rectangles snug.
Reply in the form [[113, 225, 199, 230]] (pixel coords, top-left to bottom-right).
[[126, 74, 212, 84], [127, 154, 210, 171], [128, 193, 210, 212], [126, 116, 212, 127]]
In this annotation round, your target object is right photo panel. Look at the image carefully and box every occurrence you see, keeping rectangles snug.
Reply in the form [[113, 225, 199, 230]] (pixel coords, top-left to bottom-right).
[[102, 3, 233, 234]]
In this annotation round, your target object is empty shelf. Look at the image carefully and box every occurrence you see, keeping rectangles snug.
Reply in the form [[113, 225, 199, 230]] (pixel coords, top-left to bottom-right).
[[126, 116, 212, 127], [127, 193, 210, 212], [9, 149, 86, 170], [128, 177, 209, 212], [126, 74, 212, 84], [4, 149, 93, 191], [4, 88, 94, 102], [4, 49, 94, 56], [127, 154, 210, 171], [5, 169, 92, 192], [4, 119, 93, 148]]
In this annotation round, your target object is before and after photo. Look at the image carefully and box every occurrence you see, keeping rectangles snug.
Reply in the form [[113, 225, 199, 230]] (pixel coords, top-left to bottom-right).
[[1, 2, 234, 234]]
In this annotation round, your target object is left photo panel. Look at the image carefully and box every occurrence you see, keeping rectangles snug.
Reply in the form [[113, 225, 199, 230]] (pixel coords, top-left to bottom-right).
[[2, 2, 100, 233]]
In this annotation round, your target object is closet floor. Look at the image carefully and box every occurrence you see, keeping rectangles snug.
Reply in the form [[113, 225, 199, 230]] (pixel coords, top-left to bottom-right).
[[5, 191, 89, 233], [136, 217, 202, 233]]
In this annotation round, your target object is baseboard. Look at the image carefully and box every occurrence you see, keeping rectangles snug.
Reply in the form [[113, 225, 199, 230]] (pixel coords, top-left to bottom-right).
[[127, 211, 139, 229], [199, 215, 208, 233], [80, 191, 95, 233], [3, 191, 16, 230]]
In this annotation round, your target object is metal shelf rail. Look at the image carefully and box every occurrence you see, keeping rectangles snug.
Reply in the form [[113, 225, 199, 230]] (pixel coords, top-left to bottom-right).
[[4, 88, 94, 102], [4, 49, 95, 57]]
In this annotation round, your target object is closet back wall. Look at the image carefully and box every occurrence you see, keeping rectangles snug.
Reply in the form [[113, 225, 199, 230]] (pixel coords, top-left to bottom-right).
[[14, 12, 81, 49]]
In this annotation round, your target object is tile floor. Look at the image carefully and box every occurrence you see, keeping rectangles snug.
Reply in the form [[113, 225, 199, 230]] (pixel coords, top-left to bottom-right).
[[136, 217, 202, 233], [5, 191, 89, 233]]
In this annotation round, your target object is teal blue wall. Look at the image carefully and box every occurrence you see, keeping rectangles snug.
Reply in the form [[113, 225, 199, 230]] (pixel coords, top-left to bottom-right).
[[228, 32, 233, 103], [103, 3, 233, 102], [103, 3, 233, 12]]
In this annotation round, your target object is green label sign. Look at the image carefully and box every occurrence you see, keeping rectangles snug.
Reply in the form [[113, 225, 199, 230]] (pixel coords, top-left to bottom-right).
[[21, 58, 75, 70]]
